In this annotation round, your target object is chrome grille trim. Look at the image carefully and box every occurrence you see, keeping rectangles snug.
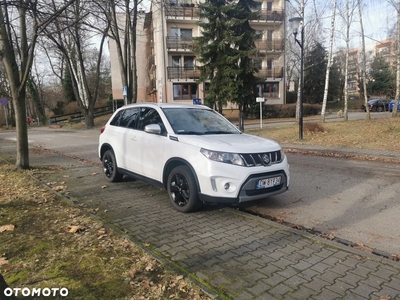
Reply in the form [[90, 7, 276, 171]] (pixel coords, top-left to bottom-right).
[[240, 150, 282, 167]]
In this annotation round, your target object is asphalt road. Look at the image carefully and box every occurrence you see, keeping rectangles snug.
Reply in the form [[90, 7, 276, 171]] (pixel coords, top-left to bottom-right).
[[1, 112, 399, 256]]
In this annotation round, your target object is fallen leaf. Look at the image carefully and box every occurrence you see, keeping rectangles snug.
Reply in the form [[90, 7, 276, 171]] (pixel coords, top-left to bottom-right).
[[140, 281, 150, 288], [92, 172, 98, 175], [354, 243, 373, 253], [0, 257, 9, 266], [68, 225, 85, 233], [389, 254, 400, 262], [145, 263, 153, 271], [0, 224, 15, 233], [98, 228, 106, 234], [52, 185, 65, 192], [380, 296, 391, 300], [101, 185, 107, 189], [129, 269, 137, 279]]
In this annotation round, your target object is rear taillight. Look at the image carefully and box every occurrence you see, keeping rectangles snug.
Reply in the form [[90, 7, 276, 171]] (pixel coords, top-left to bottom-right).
[[100, 126, 106, 134]]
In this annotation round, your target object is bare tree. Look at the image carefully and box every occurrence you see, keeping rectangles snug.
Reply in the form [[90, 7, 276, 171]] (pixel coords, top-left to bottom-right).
[[387, 0, 400, 116], [94, 0, 143, 104], [321, 0, 337, 122], [337, 0, 358, 121], [0, 0, 75, 169], [43, 0, 108, 128], [358, 0, 370, 120]]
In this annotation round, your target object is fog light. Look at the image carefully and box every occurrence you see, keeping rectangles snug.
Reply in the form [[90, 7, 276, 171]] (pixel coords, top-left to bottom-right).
[[224, 183, 230, 190]]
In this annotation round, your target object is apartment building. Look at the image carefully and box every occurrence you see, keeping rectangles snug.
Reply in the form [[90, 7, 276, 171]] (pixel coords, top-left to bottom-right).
[[375, 39, 395, 67], [109, 0, 286, 108], [344, 40, 389, 97]]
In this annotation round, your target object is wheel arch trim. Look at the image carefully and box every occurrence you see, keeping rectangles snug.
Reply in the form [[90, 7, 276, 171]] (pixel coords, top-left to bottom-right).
[[162, 158, 201, 193]]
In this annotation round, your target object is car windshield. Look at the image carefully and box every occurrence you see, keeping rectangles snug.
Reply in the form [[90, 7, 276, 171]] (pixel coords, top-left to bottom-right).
[[162, 108, 240, 135]]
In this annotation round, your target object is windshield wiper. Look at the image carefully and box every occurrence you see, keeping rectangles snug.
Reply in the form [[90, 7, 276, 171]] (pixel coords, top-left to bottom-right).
[[176, 131, 204, 135], [203, 131, 235, 135]]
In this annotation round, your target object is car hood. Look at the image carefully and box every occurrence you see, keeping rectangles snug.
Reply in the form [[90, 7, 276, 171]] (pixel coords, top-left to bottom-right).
[[172, 133, 281, 153]]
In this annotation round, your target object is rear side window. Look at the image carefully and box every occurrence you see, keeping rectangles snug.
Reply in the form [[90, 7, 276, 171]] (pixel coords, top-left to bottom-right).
[[110, 110, 123, 126], [111, 108, 140, 129]]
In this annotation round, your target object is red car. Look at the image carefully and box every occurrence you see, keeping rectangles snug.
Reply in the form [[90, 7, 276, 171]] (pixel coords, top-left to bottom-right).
[[26, 117, 35, 124]]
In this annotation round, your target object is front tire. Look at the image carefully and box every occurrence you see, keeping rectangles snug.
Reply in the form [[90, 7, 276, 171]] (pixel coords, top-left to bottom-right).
[[102, 149, 123, 182], [167, 165, 202, 213]]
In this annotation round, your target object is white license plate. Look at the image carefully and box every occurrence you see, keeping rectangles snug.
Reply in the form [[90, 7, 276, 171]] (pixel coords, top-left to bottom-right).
[[256, 176, 281, 189]]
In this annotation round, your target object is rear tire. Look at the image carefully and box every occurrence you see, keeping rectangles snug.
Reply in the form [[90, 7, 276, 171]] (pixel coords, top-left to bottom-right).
[[167, 165, 202, 213], [102, 149, 123, 182], [377, 106, 383, 112]]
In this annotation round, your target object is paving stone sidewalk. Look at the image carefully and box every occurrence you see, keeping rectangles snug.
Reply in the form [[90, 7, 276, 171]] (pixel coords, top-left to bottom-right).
[[1, 142, 400, 300]]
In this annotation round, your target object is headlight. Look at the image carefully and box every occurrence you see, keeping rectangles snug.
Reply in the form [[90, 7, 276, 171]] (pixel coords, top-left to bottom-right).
[[200, 148, 244, 166]]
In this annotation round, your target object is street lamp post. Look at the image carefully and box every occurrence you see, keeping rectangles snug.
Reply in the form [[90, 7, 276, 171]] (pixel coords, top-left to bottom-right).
[[289, 17, 304, 141]]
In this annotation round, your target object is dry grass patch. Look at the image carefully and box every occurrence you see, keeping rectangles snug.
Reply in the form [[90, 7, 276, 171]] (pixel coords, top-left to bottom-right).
[[248, 116, 400, 151], [0, 163, 211, 300]]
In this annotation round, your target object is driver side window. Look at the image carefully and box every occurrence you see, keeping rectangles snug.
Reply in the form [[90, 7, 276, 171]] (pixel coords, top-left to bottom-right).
[[138, 107, 166, 136]]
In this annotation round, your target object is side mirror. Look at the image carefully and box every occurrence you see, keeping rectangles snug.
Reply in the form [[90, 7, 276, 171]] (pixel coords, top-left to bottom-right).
[[144, 124, 162, 135]]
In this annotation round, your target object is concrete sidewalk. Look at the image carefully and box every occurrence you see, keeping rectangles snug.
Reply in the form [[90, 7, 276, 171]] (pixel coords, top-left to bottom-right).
[[1, 141, 400, 299]]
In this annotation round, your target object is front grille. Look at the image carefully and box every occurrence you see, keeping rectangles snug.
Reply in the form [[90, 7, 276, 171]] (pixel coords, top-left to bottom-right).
[[240, 150, 282, 167]]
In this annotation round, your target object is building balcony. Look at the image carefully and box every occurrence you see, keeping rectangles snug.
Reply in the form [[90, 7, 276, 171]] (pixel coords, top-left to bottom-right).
[[166, 36, 194, 50], [167, 66, 201, 80], [255, 39, 284, 52], [252, 9, 284, 22], [165, 4, 199, 19], [255, 67, 283, 79]]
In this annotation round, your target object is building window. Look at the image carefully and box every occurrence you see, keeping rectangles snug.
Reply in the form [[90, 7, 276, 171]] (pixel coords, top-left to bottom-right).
[[262, 82, 279, 98], [173, 83, 198, 100], [267, 59, 273, 69], [171, 27, 192, 38], [184, 56, 195, 68], [181, 28, 192, 38], [267, 1, 272, 10], [253, 1, 262, 10], [267, 30, 273, 41], [172, 56, 181, 67]]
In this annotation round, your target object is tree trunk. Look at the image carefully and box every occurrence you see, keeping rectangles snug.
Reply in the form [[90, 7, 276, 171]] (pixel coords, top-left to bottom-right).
[[321, 0, 337, 122], [13, 89, 30, 169], [393, 0, 400, 117], [131, 0, 138, 104], [27, 78, 47, 125], [358, 0, 370, 120], [343, 0, 350, 121], [84, 104, 95, 129]]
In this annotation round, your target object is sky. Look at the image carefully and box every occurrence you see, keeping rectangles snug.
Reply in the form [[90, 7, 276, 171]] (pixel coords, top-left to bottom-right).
[[287, 0, 397, 49]]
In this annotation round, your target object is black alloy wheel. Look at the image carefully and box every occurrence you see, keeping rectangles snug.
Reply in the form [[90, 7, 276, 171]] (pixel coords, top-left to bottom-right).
[[102, 149, 123, 182], [167, 165, 202, 213]]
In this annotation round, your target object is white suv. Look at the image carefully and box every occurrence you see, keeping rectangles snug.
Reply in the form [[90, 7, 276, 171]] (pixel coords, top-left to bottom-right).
[[98, 103, 290, 212]]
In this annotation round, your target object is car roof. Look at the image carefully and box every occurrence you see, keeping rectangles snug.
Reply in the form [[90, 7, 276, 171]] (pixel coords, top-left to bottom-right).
[[120, 102, 211, 110]]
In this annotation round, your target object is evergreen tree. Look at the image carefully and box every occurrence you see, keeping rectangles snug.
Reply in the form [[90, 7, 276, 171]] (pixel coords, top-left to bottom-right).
[[194, 0, 237, 113], [229, 0, 263, 130], [63, 65, 76, 103], [304, 43, 327, 103], [194, 0, 262, 126], [367, 54, 396, 98]]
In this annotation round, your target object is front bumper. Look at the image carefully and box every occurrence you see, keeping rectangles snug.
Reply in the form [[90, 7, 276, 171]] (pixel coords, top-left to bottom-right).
[[195, 155, 290, 204]]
